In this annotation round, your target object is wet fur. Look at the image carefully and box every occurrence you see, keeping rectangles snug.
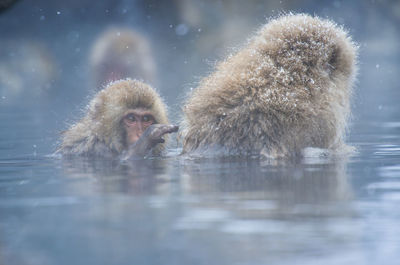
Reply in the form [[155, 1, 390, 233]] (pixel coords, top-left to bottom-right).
[[58, 79, 168, 157], [181, 14, 358, 157]]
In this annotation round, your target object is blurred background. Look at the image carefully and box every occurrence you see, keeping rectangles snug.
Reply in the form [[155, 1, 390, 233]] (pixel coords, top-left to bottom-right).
[[0, 0, 399, 157], [1, 2, 400, 265]]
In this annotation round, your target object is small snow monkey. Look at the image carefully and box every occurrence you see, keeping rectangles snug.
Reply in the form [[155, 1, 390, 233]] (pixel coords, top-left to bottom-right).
[[58, 79, 178, 159]]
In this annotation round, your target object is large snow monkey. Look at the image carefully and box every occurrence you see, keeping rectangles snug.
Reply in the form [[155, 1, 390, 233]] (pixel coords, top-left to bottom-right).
[[181, 14, 357, 158]]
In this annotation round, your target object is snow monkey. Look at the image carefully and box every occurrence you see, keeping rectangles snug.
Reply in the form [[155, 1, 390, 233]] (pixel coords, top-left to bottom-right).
[[181, 14, 358, 158], [58, 79, 178, 159], [89, 27, 157, 90]]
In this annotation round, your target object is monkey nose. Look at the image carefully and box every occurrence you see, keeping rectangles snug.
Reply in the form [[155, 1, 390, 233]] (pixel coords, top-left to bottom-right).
[[137, 122, 144, 131]]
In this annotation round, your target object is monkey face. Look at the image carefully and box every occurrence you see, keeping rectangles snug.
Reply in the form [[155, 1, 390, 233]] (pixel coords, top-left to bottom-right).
[[122, 108, 155, 146]]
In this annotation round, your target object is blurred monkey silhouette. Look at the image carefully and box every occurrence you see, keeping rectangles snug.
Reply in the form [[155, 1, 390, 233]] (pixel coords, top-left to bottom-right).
[[89, 27, 157, 90]]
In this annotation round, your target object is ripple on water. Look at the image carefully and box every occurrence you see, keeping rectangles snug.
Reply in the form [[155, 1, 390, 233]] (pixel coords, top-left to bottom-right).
[[366, 181, 400, 202], [379, 164, 400, 178], [236, 200, 277, 211], [173, 208, 231, 230], [366, 182, 400, 191], [381, 192, 400, 201], [374, 144, 400, 156], [0, 196, 80, 208], [382, 122, 400, 128], [220, 220, 286, 234]]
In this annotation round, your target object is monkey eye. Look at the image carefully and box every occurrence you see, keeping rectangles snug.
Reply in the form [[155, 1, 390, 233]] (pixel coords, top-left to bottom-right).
[[125, 114, 137, 122], [142, 115, 154, 123]]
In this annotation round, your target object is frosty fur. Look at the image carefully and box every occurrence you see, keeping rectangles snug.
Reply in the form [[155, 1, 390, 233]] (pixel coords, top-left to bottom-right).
[[181, 14, 358, 157], [58, 79, 169, 157]]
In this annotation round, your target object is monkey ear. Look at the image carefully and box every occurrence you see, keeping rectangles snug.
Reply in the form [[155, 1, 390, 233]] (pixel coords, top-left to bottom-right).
[[324, 46, 339, 76], [325, 41, 356, 79], [88, 96, 104, 120]]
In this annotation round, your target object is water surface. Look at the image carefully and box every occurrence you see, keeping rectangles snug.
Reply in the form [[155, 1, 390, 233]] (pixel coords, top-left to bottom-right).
[[1, 104, 400, 265]]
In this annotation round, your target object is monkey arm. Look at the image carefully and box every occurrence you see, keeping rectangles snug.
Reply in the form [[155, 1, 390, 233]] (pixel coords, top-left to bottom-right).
[[121, 124, 179, 160]]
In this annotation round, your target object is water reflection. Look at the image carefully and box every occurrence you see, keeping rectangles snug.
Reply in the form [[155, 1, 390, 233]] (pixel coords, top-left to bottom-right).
[[60, 157, 171, 195], [150, 156, 363, 265], [177, 156, 354, 227]]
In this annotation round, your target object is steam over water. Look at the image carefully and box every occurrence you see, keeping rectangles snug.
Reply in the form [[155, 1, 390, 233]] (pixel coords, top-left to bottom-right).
[[1, 1, 400, 265]]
